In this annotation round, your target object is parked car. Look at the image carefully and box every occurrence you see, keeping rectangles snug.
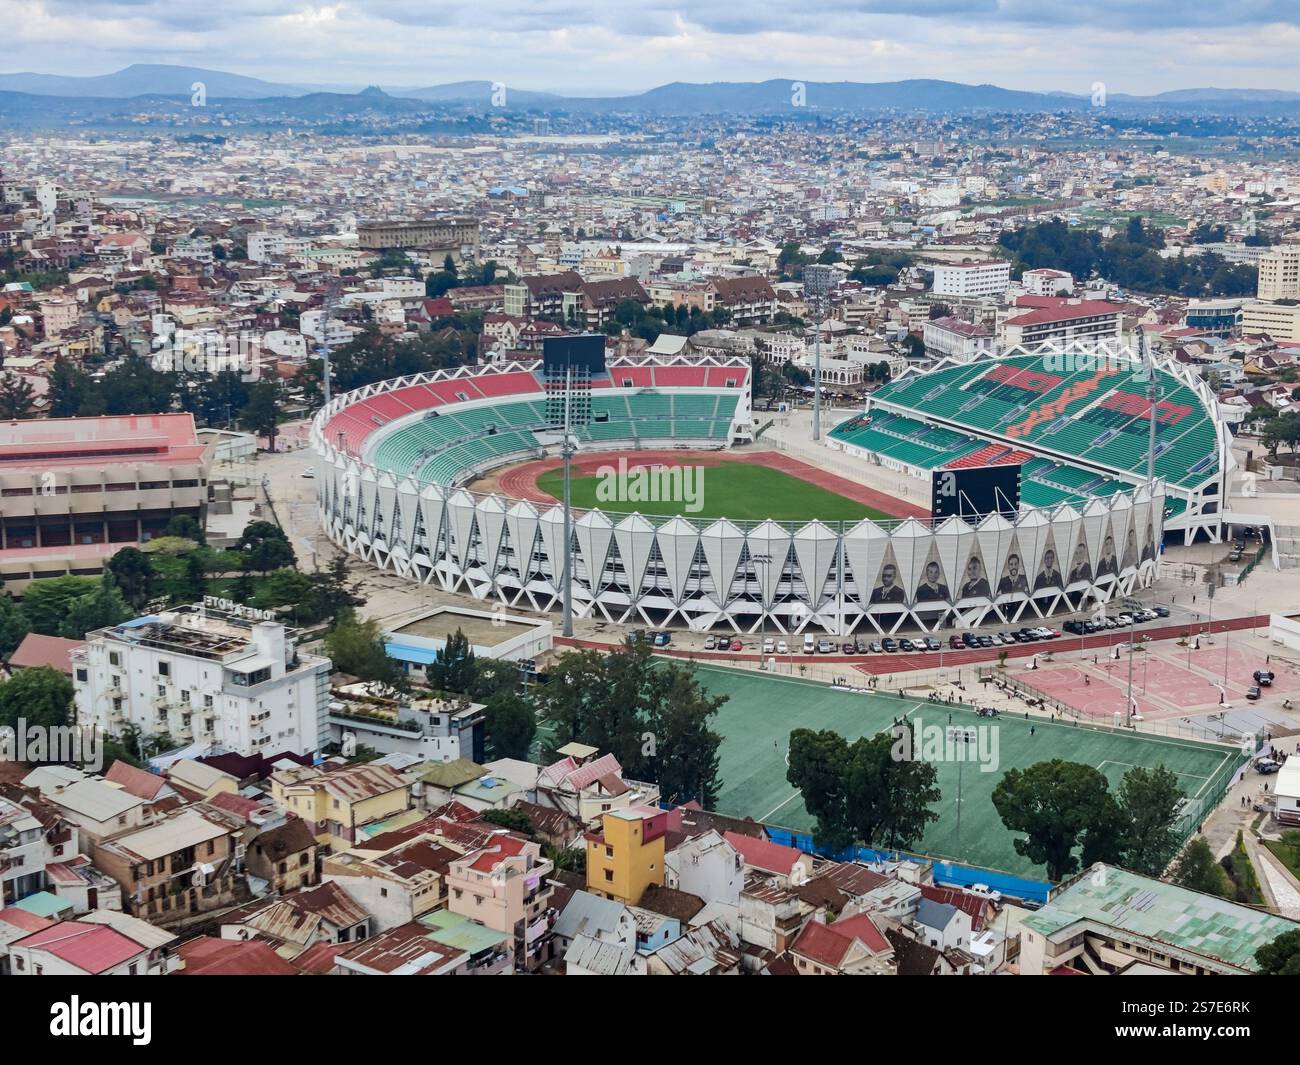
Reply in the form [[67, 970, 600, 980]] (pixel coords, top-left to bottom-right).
[[926, 638, 942, 651], [762, 637, 776, 654], [1254, 670, 1275, 687], [817, 639, 834, 654], [1255, 757, 1282, 775], [899, 638, 916, 652], [1246, 686, 1262, 701], [881, 638, 899, 653], [949, 635, 965, 650], [803, 634, 816, 654], [652, 630, 670, 647], [976, 635, 994, 648], [869, 641, 883, 654], [962, 633, 979, 648], [968, 884, 1003, 903], [703, 635, 717, 650], [730, 639, 744, 652], [776, 640, 789, 655]]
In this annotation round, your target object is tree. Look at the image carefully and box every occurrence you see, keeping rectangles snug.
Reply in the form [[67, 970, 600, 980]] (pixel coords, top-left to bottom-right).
[[0, 666, 74, 730], [1116, 765, 1185, 876], [297, 555, 365, 622], [238, 521, 296, 575], [170, 552, 207, 604], [258, 568, 313, 615], [1256, 929, 1300, 975], [107, 547, 157, 611], [20, 576, 101, 636], [483, 691, 536, 761], [163, 514, 206, 545], [991, 760, 1115, 881], [787, 726, 941, 853], [0, 592, 30, 660], [47, 355, 94, 417], [239, 378, 284, 452], [534, 642, 724, 802], [641, 662, 724, 807], [0, 371, 37, 419], [428, 629, 476, 694], [480, 807, 534, 835], [324, 613, 406, 690], [787, 728, 855, 851], [60, 573, 132, 638]]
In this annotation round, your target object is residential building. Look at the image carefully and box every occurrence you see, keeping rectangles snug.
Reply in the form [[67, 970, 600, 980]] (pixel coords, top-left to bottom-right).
[[1000, 298, 1125, 350], [931, 259, 1011, 300], [270, 761, 411, 853], [74, 604, 332, 758], [922, 315, 995, 361], [446, 832, 555, 971], [1020, 863, 1300, 975], [585, 806, 667, 905], [92, 805, 245, 927], [1256, 243, 1300, 301]]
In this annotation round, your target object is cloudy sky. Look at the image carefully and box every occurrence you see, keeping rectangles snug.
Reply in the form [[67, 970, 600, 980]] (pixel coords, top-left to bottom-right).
[[6, 1, 1300, 95]]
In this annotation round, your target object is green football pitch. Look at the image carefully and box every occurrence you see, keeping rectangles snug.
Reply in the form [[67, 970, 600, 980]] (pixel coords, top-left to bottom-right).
[[534, 463, 893, 522], [695, 664, 1245, 880]]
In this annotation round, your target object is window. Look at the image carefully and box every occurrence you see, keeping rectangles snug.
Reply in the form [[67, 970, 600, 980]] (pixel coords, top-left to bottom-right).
[[75, 668, 87, 683], [158, 662, 170, 678], [604, 869, 614, 883]]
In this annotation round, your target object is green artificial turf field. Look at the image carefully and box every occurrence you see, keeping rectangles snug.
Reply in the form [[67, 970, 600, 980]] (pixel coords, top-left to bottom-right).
[[695, 664, 1244, 880], [534, 461, 893, 522]]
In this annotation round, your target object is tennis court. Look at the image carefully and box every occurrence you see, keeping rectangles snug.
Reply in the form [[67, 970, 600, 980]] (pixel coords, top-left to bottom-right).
[[695, 664, 1246, 879]]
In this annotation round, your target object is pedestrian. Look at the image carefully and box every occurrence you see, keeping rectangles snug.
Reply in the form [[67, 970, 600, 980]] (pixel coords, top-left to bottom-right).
[[1030, 725, 1036, 736]]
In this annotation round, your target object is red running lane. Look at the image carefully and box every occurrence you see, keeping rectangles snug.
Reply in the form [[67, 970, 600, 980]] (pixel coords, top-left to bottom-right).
[[493, 448, 927, 520], [553, 615, 1268, 674]]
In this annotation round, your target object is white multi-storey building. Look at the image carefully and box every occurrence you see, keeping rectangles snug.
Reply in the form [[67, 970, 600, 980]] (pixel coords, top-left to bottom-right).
[[931, 259, 1011, 300], [73, 605, 332, 758]]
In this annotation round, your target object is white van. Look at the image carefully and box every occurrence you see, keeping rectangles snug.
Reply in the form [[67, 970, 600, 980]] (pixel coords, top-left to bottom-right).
[[803, 634, 816, 654]]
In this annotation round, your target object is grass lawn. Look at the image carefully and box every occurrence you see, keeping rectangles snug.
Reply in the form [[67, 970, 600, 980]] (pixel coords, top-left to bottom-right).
[[535, 462, 892, 523], [694, 664, 1245, 879], [1263, 838, 1300, 879]]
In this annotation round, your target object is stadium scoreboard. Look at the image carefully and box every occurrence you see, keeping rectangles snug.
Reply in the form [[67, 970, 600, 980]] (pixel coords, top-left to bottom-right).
[[931, 464, 1022, 521], [542, 333, 606, 375]]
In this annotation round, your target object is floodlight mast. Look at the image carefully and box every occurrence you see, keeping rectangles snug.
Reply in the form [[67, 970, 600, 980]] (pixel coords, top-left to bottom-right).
[[561, 365, 575, 639]]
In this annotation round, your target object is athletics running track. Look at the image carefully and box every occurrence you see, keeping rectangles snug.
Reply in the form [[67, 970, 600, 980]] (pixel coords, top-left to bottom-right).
[[492, 448, 929, 520]]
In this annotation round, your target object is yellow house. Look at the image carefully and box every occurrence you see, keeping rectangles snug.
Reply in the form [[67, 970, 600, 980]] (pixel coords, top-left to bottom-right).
[[270, 762, 410, 853], [585, 806, 667, 905]]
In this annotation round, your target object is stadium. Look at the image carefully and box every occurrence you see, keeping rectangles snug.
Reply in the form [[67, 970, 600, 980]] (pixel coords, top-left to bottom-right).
[[308, 343, 1218, 635]]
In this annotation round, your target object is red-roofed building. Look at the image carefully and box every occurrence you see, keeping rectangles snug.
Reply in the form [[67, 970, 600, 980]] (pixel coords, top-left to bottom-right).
[[6, 633, 85, 675], [723, 831, 814, 884], [789, 913, 894, 975], [9, 918, 163, 975], [174, 936, 299, 976], [447, 832, 555, 971], [1001, 298, 1125, 349]]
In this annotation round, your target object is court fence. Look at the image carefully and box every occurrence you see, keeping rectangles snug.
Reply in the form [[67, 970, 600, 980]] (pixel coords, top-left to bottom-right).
[[762, 826, 1053, 906]]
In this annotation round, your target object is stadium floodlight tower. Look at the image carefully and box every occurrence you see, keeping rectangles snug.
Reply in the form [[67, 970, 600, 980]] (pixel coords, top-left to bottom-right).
[[538, 334, 605, 639], [803, 264, 836, 442]]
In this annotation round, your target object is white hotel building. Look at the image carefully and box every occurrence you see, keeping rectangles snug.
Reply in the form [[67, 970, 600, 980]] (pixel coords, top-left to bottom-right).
[[73, 605, 332, 758], [930, 259, 1012, 300]]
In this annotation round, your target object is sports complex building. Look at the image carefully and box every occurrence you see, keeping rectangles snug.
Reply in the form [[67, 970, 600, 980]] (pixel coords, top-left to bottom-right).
[[309, 343, 1231, 635]]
